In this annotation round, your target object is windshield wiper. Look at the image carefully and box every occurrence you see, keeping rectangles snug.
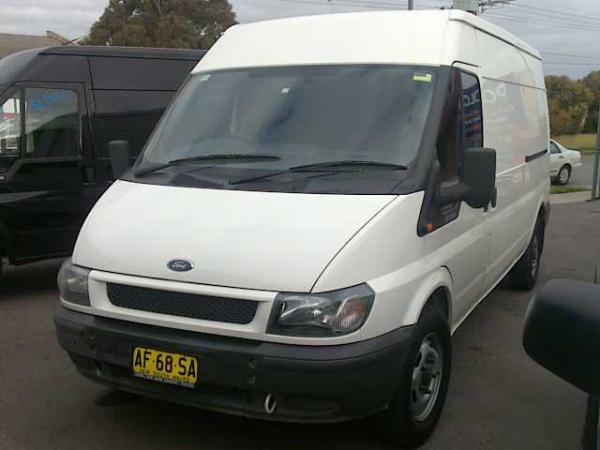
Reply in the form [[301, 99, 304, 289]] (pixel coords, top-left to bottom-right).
[[229, 160, 408, 185], [135, 153, 281, 177]]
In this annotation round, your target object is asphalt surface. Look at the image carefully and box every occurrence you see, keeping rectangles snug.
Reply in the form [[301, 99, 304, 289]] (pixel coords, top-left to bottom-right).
[[2, 201, 599, 450], [570, 154, 596, 188]]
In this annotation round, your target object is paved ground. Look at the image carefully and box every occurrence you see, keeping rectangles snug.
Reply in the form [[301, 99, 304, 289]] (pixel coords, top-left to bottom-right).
[[1, 201, 599, 450], [571, 154, 596, 188]]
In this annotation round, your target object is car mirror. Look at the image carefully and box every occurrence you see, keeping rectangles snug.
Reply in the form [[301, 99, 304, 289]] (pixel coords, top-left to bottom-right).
[[462, 147, 496, 209], [108, 140, 131, 179], [523, 279, 600, 395]]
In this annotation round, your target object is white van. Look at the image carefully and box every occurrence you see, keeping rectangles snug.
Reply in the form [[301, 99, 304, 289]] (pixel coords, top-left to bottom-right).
[[55, 10, 550, 448]]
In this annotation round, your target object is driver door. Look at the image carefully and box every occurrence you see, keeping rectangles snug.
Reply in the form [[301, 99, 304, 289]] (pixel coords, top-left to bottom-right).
[[0, 82, 95, 262]]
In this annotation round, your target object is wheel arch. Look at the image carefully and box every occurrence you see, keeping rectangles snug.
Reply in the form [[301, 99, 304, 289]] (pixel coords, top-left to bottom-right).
[[404, 266, 454, 327]]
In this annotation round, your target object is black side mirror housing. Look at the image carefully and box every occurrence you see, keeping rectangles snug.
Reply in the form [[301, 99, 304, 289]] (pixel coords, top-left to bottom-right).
[[462, 147, 496, 209], [108, 140, 131, 179], [523, 279, 600, 395]]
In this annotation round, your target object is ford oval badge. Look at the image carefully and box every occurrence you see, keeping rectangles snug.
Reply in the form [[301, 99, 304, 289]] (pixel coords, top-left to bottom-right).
[[167, 259, 194, 272]]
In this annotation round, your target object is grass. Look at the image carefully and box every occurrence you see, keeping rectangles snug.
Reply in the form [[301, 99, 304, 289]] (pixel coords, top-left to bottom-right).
[[551, 185, 591, 195], [554, 134, 597, 153]]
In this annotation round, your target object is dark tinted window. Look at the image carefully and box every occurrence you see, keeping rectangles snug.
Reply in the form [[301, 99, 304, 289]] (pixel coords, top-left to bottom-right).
[[89, 57, 196, 90], [93, 90, 174, 157], [461, 72, 483, 149], [0, 89, 22, 169], [24, 87, 79, 158], [550, 142, 561, 154]]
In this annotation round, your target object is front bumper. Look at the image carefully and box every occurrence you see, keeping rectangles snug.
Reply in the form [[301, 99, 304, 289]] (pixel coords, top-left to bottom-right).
[[54, 304, 414, 423]]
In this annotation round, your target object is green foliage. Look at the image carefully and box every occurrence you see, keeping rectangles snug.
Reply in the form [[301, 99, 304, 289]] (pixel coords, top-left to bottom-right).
[[582, 71, 600, 133], [551, 185, 590, 195], [83, 0, 236, 49], [545, 75, 591, 136]]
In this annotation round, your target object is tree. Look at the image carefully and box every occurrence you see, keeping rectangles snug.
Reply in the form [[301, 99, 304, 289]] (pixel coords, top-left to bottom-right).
[[83, 0, 236, 49], [545, 75, 591, 136], [582, 71, 600, 133]]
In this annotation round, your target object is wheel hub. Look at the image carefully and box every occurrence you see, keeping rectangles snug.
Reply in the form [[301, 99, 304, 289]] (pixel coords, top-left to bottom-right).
[[410, 333, 443, 422]]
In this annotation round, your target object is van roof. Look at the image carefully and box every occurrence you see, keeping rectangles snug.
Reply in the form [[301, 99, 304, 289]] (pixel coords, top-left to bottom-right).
[[39, 45, 205, 61], [196, 10, 541, 73]]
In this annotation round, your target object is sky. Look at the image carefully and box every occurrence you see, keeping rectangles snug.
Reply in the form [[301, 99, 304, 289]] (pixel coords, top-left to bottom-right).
[[0, 0, 599, 79]]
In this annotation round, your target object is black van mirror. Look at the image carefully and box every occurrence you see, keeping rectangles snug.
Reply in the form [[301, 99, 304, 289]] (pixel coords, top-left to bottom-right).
[[462, 147, 496, 209], [523, 279, 600, 394], [108, 140, 131, 179]]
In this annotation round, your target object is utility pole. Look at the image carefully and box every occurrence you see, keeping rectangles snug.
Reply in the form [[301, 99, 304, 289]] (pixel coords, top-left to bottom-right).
[[591, 104, 600, 201], [408, 0, 413, 10]]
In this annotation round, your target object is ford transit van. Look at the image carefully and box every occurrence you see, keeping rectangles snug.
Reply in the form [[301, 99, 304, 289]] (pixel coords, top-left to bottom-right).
[[55, 11, 550, 447], [0, 46, 203, 270]]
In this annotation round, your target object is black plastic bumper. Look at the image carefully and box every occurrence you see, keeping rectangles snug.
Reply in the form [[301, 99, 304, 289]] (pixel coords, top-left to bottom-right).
[[54, 304, 414, 423]]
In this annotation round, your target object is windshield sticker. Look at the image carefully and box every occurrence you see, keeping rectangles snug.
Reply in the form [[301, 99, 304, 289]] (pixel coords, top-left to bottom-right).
[[199, 74, 211, 82], [413, 73, 433, 83]]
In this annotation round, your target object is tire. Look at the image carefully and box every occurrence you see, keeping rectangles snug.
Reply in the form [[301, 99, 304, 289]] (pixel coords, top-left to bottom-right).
[[510, 218, 543, 290], [557, 165, 571, 186], [379, 304, 451, 448]]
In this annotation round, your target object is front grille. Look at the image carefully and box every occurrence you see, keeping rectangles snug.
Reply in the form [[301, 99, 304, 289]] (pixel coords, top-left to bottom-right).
[[106, 283, 258, 324]]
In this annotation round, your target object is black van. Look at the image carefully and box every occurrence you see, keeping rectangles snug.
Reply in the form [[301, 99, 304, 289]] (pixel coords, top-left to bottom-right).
[[0, 46, 204, 270]]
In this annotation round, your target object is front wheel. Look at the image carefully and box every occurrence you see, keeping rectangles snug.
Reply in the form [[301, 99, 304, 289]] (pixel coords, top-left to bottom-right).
[[379, 304, 451, 448]]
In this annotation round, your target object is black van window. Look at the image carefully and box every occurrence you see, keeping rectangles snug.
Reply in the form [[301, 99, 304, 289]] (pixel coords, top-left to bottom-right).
[[93, 90, 174, 158], [23, 88, 79, 158], [0, 91, 22, 163]]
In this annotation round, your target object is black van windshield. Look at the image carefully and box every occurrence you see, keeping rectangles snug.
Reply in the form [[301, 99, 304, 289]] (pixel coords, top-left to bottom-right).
[[132, 65, 438, 194]]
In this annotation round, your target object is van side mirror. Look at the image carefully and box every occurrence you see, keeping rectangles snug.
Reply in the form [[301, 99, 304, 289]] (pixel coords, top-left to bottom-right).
[[462, 147, 496, 209], [523, 279, 600, 395], [436, 147, 496, 209], [108, 140, 131, 179]]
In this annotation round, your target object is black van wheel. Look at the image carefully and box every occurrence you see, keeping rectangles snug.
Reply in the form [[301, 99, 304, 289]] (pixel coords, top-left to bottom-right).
[[379, 304, 451, 449], [510, 218, 543, 290]]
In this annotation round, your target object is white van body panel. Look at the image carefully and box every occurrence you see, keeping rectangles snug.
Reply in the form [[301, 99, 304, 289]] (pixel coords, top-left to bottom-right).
[[73, 180, 395, 293], [312, 192, 489, 332], [195, 10, 539, 73]]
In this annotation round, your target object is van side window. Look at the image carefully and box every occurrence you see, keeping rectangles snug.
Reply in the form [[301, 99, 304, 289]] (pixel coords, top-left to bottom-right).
[[93, 90, 174, 159], [0, 91, 21, 164], [436, 70, 483, 182], [23, 88, 79, 158], [461, 72, 483, 150]]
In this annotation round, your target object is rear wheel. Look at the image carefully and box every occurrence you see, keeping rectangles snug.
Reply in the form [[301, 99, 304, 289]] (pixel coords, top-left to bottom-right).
[[379, 304, 451, 448], [510, 218, 543, 290], [557, 165, 571, 185]]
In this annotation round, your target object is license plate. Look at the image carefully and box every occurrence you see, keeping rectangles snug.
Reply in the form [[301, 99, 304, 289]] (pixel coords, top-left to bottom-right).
[[132, 347, 199, 388]]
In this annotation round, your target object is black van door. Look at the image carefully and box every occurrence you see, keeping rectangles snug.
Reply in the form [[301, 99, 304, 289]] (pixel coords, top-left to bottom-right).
[[0, 82, 96, 263]]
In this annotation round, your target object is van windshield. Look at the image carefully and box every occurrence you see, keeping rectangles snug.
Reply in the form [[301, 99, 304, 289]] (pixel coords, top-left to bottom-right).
[[133, 65, 437, 194]]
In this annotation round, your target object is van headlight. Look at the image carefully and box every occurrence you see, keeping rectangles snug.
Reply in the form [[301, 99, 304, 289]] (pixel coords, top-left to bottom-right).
[[57, 259, 90, 306], [267, 284, 375, 336]]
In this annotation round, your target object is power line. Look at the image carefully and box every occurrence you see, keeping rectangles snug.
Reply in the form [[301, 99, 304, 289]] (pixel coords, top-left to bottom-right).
[[484, 6, 600, 29], [510, 3, 600, 24], [276, 0, 451, 10], [485, 13, 600, 32], [544, 62, 600, 66], [542, 51, 600, 60]]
